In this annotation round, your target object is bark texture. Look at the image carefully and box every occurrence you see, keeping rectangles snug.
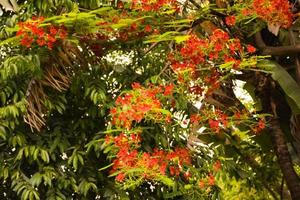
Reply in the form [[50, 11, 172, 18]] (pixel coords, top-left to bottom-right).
[[270, 118, 300, 200]]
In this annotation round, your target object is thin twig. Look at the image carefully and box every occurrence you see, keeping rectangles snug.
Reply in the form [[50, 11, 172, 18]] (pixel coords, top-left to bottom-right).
[[280, 177, 284, 200]]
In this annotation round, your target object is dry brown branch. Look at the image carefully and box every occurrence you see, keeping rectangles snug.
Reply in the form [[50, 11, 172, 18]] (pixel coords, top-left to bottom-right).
[[24, 43, 83, 132]]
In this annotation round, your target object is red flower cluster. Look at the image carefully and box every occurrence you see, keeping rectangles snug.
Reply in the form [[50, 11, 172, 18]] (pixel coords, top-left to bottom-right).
[[110, 83, 173, 129], [109, 140, 192, 182], [204, 108, 266, 135], [247, 45, 256, 53], [213, 160, 221, 172], [96, 14, 158, 42], [190, 114, 202, 125], [132, 0, 179, 12], [105, 132, 142, 149], [106, 82, 195, 184], [169, 29, 256, 96], [243, 0, 293, 28], [172, 29, 256, 71], [198, 173, 215, 189], [197, 160, 221, 189], [208, 110, 229, 133], [225, 16, 236, 26], [17, 17, 67, 49], [252, 118, 266, 134]]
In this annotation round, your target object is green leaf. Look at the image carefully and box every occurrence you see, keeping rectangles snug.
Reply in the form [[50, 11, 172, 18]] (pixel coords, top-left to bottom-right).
[[286, 95, 300, 114], [77, 154, 84, 165], [88, 7, 113, 14], [258, 60, 300, 112], [0, 125, 6, 140], [15, 148, 24, 160], [32, 190, 40, 200], [73, 155, 78, 170], [30, 173, 42, 187], [33, 148, 39, 161], [98, 163, 114, 171], [174, 35, 190, 44], [243, 82, 262, 111], [0, 36, 19, 46], [40, 149, 50, 163], [156, 175, 174, 187], [3, 167, 9, 179], [21, 190, 29, 200], [164, 19, 192, 25], [232, 128, 251, 141]]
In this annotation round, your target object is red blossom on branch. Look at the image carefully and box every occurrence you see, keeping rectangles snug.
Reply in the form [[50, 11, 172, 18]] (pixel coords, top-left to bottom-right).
[[108, 133, 193, 182], [110, 83, 173, 129], [169, 29, 257, 97], [252, 0, 292, 28], [213, 160, 221, 172], [16, 17, 68, 49], [225, 16, 236, 26], [208, 173, 215, 186], [247, 45, 256, 54]]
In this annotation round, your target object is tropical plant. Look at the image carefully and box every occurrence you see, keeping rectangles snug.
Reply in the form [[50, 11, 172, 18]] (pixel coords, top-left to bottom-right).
[[1, 0, 300, 199]]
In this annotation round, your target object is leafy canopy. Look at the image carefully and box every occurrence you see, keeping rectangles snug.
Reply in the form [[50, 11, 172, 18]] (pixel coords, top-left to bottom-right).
[[0, 0, 299, 199]]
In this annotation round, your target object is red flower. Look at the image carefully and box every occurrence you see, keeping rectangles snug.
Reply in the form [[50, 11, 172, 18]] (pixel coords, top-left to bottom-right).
[[116, 173, 126, 182], [117, 1, 124, 8], [110, 108, 117, 115], [144, 25, 152, 33], [209, 119, 220, 132], [153, 29, 160, 34], [214, 43, 223, 52], [241, 9, 251, 16], [47, 34, 56, 43], [31, 26, 45, 38], [213, 160, 221, 171], [247, 45, 256, 53], [16, 30, 24, 36], [37, 38, 46, 46], [190, 114, 201, 124], [189, 86, 203, 95], [219, 113, 228, 127], [199, 180, 205, 188], [234, 111, 241, 120], [59, 28, 68, 39], [131, 82, 141, 89], [160, 163, 167, 175], [211, 29, 229, 41], [31, 16, 38, 21], [20, 36, 34, 48], [130, 23, 138, 31], [258, 119, 265, 129], [208, 173, 215, 185], [169, 166, 180, 176], [47, 42, 54, 50], [225, 16, 236, 26], [163, 84, 174, 96], [252, 0, 292, 28], [31, 16, 44, 22], [17, 18, 66, 49], [50, 26, 58, 35], [184, 171, 191, 180], [38, 16, 45, 21], [105, 135, 113, 144]]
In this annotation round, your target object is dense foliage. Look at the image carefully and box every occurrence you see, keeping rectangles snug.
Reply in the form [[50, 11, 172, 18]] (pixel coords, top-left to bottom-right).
[[1, 0, 300, 199]]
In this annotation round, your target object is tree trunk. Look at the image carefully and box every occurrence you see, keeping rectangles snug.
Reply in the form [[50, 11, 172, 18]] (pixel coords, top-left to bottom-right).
[[270, 118, 300, 200]]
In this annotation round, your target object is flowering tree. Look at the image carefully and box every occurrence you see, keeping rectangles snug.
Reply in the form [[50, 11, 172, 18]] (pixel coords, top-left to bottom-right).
[[1, 0, 300, 199]]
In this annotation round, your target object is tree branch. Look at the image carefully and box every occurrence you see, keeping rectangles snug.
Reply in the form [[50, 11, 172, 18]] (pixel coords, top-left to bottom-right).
[[270, 118, 300, 200], [255, 31, 300, 56]]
